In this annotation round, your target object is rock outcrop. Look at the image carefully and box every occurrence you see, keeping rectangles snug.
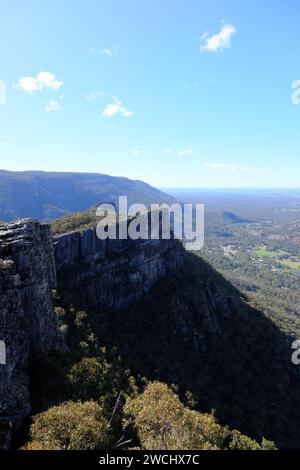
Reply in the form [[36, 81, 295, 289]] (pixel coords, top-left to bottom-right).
[[0, 219, 60, 449], [0, 218, 186, 448], [54, 227, 185, 311]]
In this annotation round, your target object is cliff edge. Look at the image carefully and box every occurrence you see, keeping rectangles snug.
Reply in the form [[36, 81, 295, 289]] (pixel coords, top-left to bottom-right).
[[0, 219, 60, 448]]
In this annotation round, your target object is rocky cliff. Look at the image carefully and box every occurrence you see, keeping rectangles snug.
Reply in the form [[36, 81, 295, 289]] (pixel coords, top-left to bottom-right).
[[2, 218, 299, 449], [54, 227, 185, 311], [0, 219, 60, 449], [0, 218, 185, 448]]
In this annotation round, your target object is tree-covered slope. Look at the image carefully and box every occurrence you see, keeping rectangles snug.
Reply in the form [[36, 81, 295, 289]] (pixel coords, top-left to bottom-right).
[[0, 170, 173, 222], [28, 253, 300, 450]]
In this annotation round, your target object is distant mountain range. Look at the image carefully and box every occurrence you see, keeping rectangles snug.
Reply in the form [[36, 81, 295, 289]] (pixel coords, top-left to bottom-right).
[[0, 170, 174, 222]]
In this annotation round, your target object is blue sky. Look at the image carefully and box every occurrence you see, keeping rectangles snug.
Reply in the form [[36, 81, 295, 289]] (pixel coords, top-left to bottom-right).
[[0, 0, 300, 188]]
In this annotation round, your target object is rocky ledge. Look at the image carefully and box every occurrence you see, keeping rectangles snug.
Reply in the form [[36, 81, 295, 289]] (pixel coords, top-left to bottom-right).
[[0, 219, 60, 449], [54, 225, 186, 311], [0, 218, 186, 448]]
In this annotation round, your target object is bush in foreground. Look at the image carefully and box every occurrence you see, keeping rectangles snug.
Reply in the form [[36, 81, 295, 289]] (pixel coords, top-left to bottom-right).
[[29, 401, 111, 450], [124, 382, 276, 450]]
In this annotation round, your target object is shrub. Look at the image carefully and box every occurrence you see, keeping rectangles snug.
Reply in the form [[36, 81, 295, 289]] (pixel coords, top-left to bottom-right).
[[124, 382, 276, 450], [30, 401, 111, 450]]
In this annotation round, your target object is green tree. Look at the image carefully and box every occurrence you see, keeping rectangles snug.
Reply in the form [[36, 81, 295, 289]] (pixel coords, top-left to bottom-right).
[[124, 382, 275, 450], [67, 357, 105, 401], [30, 401, 111, 450], [124, 382, 226, 450]]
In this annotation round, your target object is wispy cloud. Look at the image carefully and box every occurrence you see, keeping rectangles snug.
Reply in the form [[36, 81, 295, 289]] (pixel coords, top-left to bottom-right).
[[163, 148, 173, 154], [200, 24, 236, 53], [149, 135, 159, 141], [89, 46, 118, 57], [101, 48, 113, 57], [130, 146, 141, 156], [184, 82, 199, 89], [102, 45, 119, 56], [86, 89, 105, 102], [178, 147, 193, 156], [204, 162, 253, 171], [0, 142, 7, 147], [101, 97, 133, 118], [45, 100, 61, 112], [15, 72, 63, 93]]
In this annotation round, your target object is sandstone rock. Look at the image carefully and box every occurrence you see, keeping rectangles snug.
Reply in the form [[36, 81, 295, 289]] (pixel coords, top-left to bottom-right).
[[0, 219, 60, 449], [54, 226, 185, 311], [0, 217, 185, 448]]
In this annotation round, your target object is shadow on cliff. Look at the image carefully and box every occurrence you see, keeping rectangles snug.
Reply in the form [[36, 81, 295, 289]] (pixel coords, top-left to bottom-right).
[[65, 251, 300, 450]]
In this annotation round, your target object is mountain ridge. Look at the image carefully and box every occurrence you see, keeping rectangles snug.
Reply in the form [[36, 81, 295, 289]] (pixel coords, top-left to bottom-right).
[[0, 170, 174, 222]]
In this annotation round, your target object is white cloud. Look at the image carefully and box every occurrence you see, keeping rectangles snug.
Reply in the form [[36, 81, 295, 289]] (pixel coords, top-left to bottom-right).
[[101, 97, 133, 118], [149, 135, 159, 141], [88, 47, 97, 54], [178, 147, 193, 156], [15, 72, 63, 93], [101, 45, 118, 56], [0, 142, 7, 147], [45, 100, 61, 112], [101, 48, 113, 57], [130, 146, 140, 156], [200, 24, 236, 53], [204, 162, 253, 171], [163, 148, 173, 154], [86, 89, 105, 102]]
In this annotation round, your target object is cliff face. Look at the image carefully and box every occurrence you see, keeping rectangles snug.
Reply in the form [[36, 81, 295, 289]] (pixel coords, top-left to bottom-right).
[[0, 219, 185, 448], [2, 218, 299, 448], [91, 252, 300, 449], [0, 219, 59, 448], [54, 227, 185, 311]]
